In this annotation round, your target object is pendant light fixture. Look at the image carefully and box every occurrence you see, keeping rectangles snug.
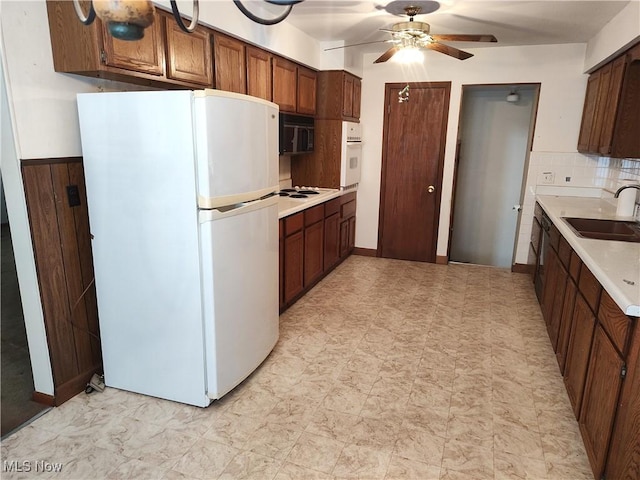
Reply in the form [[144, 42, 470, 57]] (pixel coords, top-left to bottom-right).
[[72, 0, 199, 41], [234, 0, 304, 25]]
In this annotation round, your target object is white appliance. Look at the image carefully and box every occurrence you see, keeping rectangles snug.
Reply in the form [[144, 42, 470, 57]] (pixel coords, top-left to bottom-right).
[[76, 89, 279, 407], [341, 121, 362, 189]]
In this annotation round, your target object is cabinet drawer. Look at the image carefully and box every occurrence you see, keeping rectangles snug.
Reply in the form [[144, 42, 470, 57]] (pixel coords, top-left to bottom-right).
[[569, 251, 582, 282], [579, 265, 602, 313], [285, 212, 304, 235], [341, 200, 356, 219], [558, 236, 572, 269], [324, 198, 340, 217], [598, 290, 631, 354], [305, 205, 324, 226]]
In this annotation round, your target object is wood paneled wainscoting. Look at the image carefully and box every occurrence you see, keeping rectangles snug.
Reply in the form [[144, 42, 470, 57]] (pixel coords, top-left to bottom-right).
[[22, 158, 101, 406]]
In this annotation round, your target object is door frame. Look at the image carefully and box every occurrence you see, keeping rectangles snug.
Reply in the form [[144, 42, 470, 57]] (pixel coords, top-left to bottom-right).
[[447, 82, 541, 268], [377, 81, 450, 262]]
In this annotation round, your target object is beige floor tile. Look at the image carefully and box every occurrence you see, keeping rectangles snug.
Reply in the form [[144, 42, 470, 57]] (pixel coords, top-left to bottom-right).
[[445, 412, 494, 449], [494, 450, 548, 480], [441, 439, 493, 478], [171, 438, 239, 479], [285, 432, 345, 474], [393, 425, 446, 465], [218, 451, 282, 480], [494, 419, 545, 461], [384, 455, 440, 480], [332, 443, 393, 479], [274, 462, 334, 480]]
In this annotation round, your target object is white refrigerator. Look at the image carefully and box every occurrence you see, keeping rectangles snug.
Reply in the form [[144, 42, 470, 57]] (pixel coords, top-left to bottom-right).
[[77, 89, 279, 407]]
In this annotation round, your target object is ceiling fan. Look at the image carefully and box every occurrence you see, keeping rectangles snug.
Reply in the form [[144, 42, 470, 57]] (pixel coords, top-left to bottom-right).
[[328, 5, 497, 63]]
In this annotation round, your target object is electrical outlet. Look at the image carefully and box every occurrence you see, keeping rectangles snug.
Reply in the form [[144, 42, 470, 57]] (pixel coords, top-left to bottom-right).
[[542, 172, 555, 184]]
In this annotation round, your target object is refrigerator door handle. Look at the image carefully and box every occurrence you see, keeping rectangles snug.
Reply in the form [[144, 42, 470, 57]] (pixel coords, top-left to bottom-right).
[[199, 195, 278, 222]]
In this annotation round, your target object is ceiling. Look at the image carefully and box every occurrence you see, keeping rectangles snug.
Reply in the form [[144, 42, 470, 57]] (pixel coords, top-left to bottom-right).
[[275, 0, 630, 54]]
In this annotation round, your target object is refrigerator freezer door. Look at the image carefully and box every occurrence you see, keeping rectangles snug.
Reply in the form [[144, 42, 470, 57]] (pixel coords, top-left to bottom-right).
[[194, 90, 279, 208], [199, 196, 279, 398]]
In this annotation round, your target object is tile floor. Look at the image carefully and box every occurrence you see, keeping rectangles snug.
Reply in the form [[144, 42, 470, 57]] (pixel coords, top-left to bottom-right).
[[0, 256, 594, 479]]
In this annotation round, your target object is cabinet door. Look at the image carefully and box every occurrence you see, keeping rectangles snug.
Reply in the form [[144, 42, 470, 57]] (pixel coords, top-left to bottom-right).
[[564, 293, 597, 417], [214, 34, 246, 94], [352, 78, 362, 119], [164, 17, 212, 86], [342, 73, 354, 118], [339, 219, 349, 258], [283, 230, 304, 304], [324, 213, 340, 270], [599, 55, 627, 155], [304, 221, 324, 286], [588, 62, 613, 152], [246, 46, 272, 101], [297, 67, 317, 115], [541, 244, 559, 328], [556, 278, 578, 373], [579, 324, 625, 479], [273, 57, 297, 113], [348, 216, 356, 252], [101, 17, 164, 75], [577, 71, 602, 153], [548, 254, 568, 351], [279, 220, 284, 309]]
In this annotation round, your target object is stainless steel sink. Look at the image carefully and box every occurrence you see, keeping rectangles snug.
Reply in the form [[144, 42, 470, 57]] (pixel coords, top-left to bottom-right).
[[563, 217, 640, 242]]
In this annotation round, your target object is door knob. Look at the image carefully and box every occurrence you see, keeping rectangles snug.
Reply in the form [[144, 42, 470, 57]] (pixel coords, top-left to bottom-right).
[[427, 185, 435, 193]]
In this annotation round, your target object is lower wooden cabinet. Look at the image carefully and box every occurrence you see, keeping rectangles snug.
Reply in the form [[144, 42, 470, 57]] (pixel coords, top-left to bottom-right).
[[564, 293, 597, 417], [579, 324, 625, 478], [303, 206, 324, 286], [534, 202, 639, 479], [282, 213, 304, 306], [279, 194, 357, 311]]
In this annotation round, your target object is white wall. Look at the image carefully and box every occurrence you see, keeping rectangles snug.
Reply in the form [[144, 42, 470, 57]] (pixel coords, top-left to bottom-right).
[[584, 1, 640, 72], [357, 43, 589, 257]]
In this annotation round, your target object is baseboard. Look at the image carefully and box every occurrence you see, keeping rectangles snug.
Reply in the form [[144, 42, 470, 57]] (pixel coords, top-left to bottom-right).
[[512, 263, 535, 274], [32, 391, 55, 407], [436, 255, 448, 265], [353, 247, 377, 257]]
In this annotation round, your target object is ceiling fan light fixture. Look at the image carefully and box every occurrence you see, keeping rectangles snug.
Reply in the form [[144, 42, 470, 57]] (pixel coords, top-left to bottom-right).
[[393, 47, 424, 64]]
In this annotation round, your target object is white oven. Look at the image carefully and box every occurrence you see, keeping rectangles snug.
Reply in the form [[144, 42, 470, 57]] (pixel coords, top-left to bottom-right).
[[341, 122, 362, 189]]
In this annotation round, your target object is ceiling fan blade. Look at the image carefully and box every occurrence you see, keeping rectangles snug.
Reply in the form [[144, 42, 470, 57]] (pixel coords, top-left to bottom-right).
[[430, 34, 497, 43], [324, 40, 391, 51], [374, 46, 400, 63], [426, 42, 473, 60]]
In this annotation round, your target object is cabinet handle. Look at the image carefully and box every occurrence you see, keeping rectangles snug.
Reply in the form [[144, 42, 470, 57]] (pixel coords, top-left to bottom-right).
[[427, 185, 435, 193]]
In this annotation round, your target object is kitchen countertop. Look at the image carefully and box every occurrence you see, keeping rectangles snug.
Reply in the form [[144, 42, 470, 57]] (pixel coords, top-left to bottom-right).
[[536, 195, 640, 317], [277, 189, 343, 219]]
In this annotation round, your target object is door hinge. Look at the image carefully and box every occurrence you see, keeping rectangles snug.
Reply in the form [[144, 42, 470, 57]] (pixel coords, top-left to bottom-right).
[[621, 364, 627, 379], [100, 50, 107, 64]]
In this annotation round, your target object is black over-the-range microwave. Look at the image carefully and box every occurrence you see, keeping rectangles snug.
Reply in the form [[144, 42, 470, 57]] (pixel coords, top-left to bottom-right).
[[279, 113, 314, 155]]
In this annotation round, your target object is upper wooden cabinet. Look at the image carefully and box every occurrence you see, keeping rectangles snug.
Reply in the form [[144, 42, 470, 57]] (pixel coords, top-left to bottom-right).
[[163, 11, 212, 86], [297, 67, 317, 115], [246, 46, 272, 101], [316, 70, 362, 121], [578, 42, 640, 158], [272, 57, 317, 115], [272, 57, 297, 112], [46, 1, 220, 89], [213, 33, 246, 94]]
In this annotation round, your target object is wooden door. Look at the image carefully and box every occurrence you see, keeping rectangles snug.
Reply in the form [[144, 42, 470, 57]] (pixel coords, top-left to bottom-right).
[[579, 324, 625, 478], [342, 73, 354, 118], [352, 78, 361, 119], [557, 278, 578, 373], [101, 17, 164, 75], [577, 71, 601, 153], [164, 15, 212, 86], [564, 293, 597, 417], [273, 57, 297, 113], [599, 55, 627, 155], [283, 231, 304, 304], [304, 221, 324, 286], [213, 34, 246, 94], [378, 82, 450, 262], [297, 67, 317, 115], [324, 212, 340, 270], [589, 63, 613, 152], [246, 46, 272, 101]]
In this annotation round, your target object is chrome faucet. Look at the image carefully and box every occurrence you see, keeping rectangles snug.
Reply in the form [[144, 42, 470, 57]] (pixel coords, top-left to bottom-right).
[[614, 184, 640, 197]]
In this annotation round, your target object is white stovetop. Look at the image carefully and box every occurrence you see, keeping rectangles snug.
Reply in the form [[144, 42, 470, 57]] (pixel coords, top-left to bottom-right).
[[536, 195, 640, 317], [277, 188, 343, 219]]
